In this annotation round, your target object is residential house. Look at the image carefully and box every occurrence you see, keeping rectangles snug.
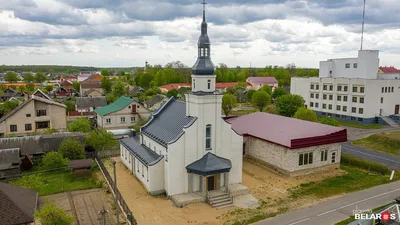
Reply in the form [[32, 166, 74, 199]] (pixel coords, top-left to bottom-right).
[[215, 82, 238, 92], [54, 87, 71, 98], [60, 80, 74, 93], [80, 81, 103, 97], [85, 73, 103, 81], [144, 94, 167, 110], [94, 96, 150, 130], [130, 87, 145, 96], [0, 148, 20, 179], [32, 89, 51, 100], [159, 83, 191, 93], [119, 7, 247, 208], [226, 112, 347, 176], [0, 182, 38, 225], [378, 66, 400, 80], [246, 77, 279, 91], [60, 75, 77, 82], [0, 95, 67, 136], [77, 72, 93, 82], [0, 87, 25, 102], [76, 97, 107, 112]]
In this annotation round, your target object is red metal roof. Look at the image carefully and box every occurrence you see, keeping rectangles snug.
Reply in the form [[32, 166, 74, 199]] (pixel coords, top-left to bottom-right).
[[380, 66, 400, 73], [215, 82, 238, 88], [247, 77, 278, 84], [226, 112, 347, 149], [159, 83, 191, 91]]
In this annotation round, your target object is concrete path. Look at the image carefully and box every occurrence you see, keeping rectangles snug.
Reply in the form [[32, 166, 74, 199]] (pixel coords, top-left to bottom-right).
[[255, 181, 400, 225], [341, 142, 400, 170]]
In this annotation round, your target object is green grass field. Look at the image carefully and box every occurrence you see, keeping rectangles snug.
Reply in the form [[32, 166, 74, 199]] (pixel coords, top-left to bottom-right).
[[290, 165, 399, 199], [352, 132, 400, 156], [7, 169, 103, 196], [336, 120, 385, 129]]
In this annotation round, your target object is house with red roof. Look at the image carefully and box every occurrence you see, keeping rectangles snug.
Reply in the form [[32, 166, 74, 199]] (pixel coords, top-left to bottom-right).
[[159, 82, 239, 93], [226, 112, 347, 176], [246, 77, 278, 91], [379, 66, 400, 74]]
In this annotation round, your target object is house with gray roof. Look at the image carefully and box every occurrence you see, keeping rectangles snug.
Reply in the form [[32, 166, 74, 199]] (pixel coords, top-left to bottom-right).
[[76, 96, 107, 112], [119, 4, 245, 208], [144, 94, 167, 111]]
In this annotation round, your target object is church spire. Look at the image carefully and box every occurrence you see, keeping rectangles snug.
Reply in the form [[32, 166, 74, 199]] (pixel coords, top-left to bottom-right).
[[201, 0, 207, 35]]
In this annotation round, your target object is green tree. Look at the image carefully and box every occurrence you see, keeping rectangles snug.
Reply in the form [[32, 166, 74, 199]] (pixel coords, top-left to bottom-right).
[[40, 152, 69, 170], [276, 94, 305, 117], [85, 129, 117, 151], [265, 104, 277, 114], [64, 100, 75, 112], [35, 199, 74, 225], [112, 81, 127, 98], [23, 73, 35, 83], [10, 174, 44, 192], [320, 117, 339, 126], [72, 81, 80, 91], [294, 108, 318, 122], [251, 91, 271, 112], [34, 72, 47, 83], [101, 77, 112, 94], [58, 138, 85, 160], [119, 71, 126, 76], [106, 93, 116, 104], [68, 118, 91, 133], [5, 72, 19, 82], [246, 90, 256, 102], [101, 69, 110, 76], [45, 85, 53, 92], [222, 94, 237, 116], [16, 86, 26, 93], [272, 87, 287, 99], [166, 89, 179, 98], [0, 100, 19, 116], [261, 85, 272, 95]]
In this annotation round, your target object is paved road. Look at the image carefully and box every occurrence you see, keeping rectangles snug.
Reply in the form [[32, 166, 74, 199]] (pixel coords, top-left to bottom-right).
[[255, 181, 400, 225], [342, 142, 400, 170]]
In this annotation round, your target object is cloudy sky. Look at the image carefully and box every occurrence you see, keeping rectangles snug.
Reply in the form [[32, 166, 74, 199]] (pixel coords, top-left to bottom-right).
[[1, 0, 400, 68]]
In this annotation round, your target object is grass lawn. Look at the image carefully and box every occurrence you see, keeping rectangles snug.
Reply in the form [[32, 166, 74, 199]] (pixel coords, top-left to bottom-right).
[[334, 202, 394, 225], [230, 109, 257, 116], [352, 132, 400, 156], [290, 165, 399, 199], [7, 169, 103, 196], [336, 120, 385, 129]]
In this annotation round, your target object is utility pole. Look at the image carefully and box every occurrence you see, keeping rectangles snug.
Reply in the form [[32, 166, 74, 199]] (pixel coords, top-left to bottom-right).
[[360, 0, 366, 50], [113, 160, 120, 225]]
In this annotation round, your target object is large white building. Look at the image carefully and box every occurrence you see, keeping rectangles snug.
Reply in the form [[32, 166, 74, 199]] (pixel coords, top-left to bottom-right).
[[119, 5, 243, 205], [291, 50, 400, 125]]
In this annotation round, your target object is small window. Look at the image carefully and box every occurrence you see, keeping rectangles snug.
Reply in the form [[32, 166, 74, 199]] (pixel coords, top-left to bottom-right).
[[329, 95, 333, 100], [344, 86, 348, 92], [336, 105, 341, 111], [352, 97, 357, 103], [345, 63, 350, 68], [359, 97, 364, 103], [321, 150, 328, 162], [128, 106, 131, 109], [315, 102, 319, 108], [322, 112, 326, 116], [193, 79, 196, 89], [10, 125, 17, 132], [315, 94, 319, 99], [310, 84, 314, 89], [310, 102, 314, 107], [299, 152, 313, 166], [121, 117, 125, 123], [36, 121, 49, 129], [353, 63, 358, 68], [323, 94, 327, 100], [137, 105, 140, 108], [36, 110, 47, 117], [359, 108, 364, 114], [323, 85, 327, 90], [322, 104, 326, 109], [352, 86, 357, 92], [337, 86, 342, 92], [26, 114, 31, 117], [391, 87, 394, 92], [329, 85, 333, 91], [385, 87, 388, 93], [131, 117, 135, 122], [381, 97, 383, 103], [352, 107, 357, 113], [328, 104, 332, 110], [310, 93, 314, 98], [207, 80, 211, 90], [343, 106, 347, 112], [316, 84, 320, 90], [343, 96, 348, 102], [382, 87, 384, 93], [25, 124, 32, 131], [360, 87, 364, 93], [331, 152, 336, 163], [337, 95, 342, 101], [206, 124, 212, 150], [106, 118, 111, 124], [329, 70, 332, 75]]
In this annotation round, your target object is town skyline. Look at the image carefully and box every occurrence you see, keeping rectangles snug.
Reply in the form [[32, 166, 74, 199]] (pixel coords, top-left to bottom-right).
[[1, 0, 400, 68]]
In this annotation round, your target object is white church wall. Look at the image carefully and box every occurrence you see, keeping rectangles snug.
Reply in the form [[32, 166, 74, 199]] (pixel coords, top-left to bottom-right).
[[149, 158, 165, 194], [165, 136, 186, 196], [141, 134, 167, 155]]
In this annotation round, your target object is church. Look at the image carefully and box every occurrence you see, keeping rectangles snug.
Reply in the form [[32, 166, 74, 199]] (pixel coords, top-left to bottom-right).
[[119, 2, 243, 203]]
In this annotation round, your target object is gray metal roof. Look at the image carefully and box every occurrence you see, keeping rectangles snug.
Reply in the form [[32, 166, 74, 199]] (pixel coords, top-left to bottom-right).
[[144, 94, 166, 106], [141, 98, 197, 147], [76, 97, 107, 109], [0, 148, 20, 170], [186, 152, 232, 176], [119, 137, 163, 166]]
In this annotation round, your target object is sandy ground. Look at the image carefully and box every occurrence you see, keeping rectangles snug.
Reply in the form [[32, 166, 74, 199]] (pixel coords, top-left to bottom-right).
[[105, 157, 346, 225], [38, 189, 121, 225]]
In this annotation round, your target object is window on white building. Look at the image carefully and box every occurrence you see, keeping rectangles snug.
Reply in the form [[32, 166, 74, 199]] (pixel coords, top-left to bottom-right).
[[323, 85, 327, 90], [207, 80, 211, 90], [329, 95, 333, 100], [381, 97, 383, 103], [360, 97, 364, 103], [353, 63, 358, 68], [320, 150, 328, 162], [299, 152, 313, 166], [316, 84, 320, 90], [322, 104, 326, 109], [315, 103, 319, 108], [345, 63, 350, 68], [382, 87, 384, 93], [310, 102, 314, 107], [131, 117, 135, 122], [331, 152, 337, 163], [323, 94, 327, 100], [343, 106, 347, 112], [352, 107, 357, 113], [385, 87, 388, 93], [193, 79, 196, 89], [344, 86, 348, 92], [310, 93, 314, 98], [352, 86, 358, 92], [337, 86, 342, 91], [121, 117, 125, 123], [328, 104, 332, 110], [310, 84, 314, 89], [329, 85, 333, 91], [343, 96, 348, 102], [337, 95, 342, 101], [142, 165, 144, 177], [359, 108, 364, 114], [206, 124, 212, 150], [106, 118, 111, 124], [336, 105, 341, 111], [391, 87, 394, 92], [360, 87, 364, 93], [352, 97, 357, 103]]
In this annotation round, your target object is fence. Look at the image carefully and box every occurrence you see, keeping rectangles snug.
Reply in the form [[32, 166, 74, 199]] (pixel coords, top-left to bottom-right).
[[95, 153, 137, 225]]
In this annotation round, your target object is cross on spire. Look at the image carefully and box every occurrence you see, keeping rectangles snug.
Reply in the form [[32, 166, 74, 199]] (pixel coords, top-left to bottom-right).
[[201, 0, 207, 21]]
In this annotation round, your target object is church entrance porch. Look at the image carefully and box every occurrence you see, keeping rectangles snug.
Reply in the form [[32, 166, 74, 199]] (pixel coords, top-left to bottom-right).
[[207, 175, 216, 191]]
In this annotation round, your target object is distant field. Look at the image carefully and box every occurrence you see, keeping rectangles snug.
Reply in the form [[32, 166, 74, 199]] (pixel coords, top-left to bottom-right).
[[352, 132, 400, 155]]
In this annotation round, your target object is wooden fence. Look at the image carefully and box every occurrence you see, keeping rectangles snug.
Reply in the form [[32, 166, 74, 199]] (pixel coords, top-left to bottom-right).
[[95, 153, 137, 225]]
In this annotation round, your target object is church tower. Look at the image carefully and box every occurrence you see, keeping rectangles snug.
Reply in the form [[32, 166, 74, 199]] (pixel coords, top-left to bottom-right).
[[191, 0, 216, 92]]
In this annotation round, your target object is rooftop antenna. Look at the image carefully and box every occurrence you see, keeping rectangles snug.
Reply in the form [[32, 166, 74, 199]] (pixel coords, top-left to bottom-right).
[[360, 0, 366, 50]]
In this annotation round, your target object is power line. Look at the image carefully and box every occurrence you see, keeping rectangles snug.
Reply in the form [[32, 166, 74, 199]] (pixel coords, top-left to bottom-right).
[[360, 0, 366, 50]]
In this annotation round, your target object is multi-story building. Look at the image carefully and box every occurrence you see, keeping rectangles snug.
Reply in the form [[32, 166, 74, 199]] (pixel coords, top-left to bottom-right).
[[291, 50, 400, 124]]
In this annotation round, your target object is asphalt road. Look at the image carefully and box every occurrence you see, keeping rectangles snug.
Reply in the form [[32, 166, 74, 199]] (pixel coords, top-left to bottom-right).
[[341, 142, 400, 170], [255, 180, 400, 225]]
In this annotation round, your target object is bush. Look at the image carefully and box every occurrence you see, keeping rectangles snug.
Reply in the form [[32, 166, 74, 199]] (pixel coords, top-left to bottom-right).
[[294, 108, 318, 122], [320, 117, 339, 126], [68, 118, 92, 133], [35, 199, 74, 225], [41, 152, 69, 170], [265, 104, 277, 114], [341, 154, 390, 175], [10, 174, 44, 191], [58, 138, 86, 160], [276, 94, 305, 117]]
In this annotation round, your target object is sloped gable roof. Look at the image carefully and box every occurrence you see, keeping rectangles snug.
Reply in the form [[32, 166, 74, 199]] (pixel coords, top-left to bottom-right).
[[141, 98, 197, 146], [94, 96, 133, 116], [247, 77, 278, 84], [380, 66, 400, 74], [145, 94, 166, 105], [76, 97, 107, 109], [119, 137, 163, 166], [0, 182, 38, 225], [32, 89, 51, 100]]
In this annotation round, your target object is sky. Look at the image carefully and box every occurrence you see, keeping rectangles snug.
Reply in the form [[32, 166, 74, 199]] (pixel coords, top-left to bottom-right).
[[1, 0, 400, 68]]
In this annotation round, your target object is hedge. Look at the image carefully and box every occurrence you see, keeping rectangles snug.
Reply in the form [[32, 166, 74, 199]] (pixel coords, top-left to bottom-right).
[[341, 154, 390, 175]]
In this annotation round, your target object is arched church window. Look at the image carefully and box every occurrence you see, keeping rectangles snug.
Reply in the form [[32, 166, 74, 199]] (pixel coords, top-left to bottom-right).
[[193, 79, 196, 89], [201, 48, 205, 57], [206, 124, 212, 150], [207, 80, 211, 89]]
